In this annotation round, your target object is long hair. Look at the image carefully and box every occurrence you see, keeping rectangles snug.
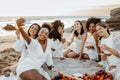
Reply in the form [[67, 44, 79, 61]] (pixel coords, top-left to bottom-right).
[[27, 23, 40, 39], [74, 20, 84, 37], [49, 20, 64, 41]]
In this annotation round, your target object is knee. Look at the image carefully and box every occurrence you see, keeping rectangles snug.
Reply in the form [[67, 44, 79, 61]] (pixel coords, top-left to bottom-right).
[[63, 49, 70, 57], [67, 54, 73, 58]]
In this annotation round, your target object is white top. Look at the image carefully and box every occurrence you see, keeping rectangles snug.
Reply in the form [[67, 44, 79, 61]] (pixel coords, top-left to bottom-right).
[[16, 39, 53, 80], [101, 35, 120, 66], [50, 39, 64, 57], [14, 39, 29, 61], [27, 39, 53, 66], [69, 38, 82, 53], [83, 32, 98, 60]]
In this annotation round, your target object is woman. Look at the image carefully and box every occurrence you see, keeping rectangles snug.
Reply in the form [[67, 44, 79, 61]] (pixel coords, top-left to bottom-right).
[[49, 20, 66, 57], [96, 22, 120, 79], [78, 17, 101, 60], [1, 23, 40, 75], [63, 20, 85, 58], [16, 18, 53, 80]]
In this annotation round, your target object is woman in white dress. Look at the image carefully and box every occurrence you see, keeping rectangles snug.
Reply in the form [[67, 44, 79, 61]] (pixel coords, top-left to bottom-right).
[[78, 17, 101, 60], [64, 20, 86, 58], [1, 23, 40, 75], [49, 20, 66, 57], [16, 18, 53, 80], [96, 22, 120, 79]]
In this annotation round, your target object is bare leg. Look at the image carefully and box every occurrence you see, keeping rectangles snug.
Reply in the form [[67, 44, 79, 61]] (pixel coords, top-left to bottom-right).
[[63, 49, 72, 57], [20, 69, 47, 80], [67, 52, 79, 58]]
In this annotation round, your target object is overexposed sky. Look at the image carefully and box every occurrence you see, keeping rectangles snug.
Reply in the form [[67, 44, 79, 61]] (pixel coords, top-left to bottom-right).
[[0, 0, 120, 16]]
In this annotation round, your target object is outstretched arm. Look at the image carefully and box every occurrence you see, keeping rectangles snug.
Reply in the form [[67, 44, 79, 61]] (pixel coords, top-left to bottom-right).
[[78, 33, 87, 60], [16, 18, 31, 44], [99, 44, 120, 58]]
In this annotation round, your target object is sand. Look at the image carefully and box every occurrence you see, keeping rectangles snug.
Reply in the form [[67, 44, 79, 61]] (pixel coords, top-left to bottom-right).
[[0, 35, 16, 51]]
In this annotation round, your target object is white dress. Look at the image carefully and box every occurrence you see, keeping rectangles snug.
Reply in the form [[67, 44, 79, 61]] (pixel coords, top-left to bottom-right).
[[100, 35, 120, 79], [14, 39, 29, 61], [83, 32, 98, 60], [50, 39, 64, 57], [16, 39, 53, 80], [69, 38, 82, 54], [0, 39, 29, 80]]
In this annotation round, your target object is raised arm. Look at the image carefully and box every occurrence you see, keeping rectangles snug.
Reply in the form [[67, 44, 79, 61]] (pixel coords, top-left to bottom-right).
[[70, 31, 75, 44], [93, 32, 101, 53], [78, 33, 87, 60], [16, 18, 31, 44]]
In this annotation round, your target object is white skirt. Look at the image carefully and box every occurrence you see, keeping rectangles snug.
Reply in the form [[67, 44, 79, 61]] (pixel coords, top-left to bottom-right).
[[84, 49, 98, 60]]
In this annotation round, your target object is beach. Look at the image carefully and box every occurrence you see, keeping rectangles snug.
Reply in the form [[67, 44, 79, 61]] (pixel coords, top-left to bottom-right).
[[0, 31, 120, 79], [0, 35, 16, 51]]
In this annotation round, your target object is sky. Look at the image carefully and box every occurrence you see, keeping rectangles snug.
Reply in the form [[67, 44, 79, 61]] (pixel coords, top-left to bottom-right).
[[0, 0, 120, 16]]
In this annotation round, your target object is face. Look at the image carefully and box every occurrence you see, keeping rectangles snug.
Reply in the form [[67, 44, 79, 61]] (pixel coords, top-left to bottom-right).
[[29, 25, 39, 37], [74, 21, 82, 31], [96, 25, 107, 37], [58, 26, 64, 35], [38, 28, 49, 41], [89, 23, 96, 33]]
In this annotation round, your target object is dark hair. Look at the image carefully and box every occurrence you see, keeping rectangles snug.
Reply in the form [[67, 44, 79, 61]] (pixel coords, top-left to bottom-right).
[[96, 22, 110, 35], [51, 20, 64, 30], [28, 23, 40, 39], [86, 17, 101, 31], [41, 22, 51, 32], [49, 20, 64, 41], [74, 20, 84, 37]]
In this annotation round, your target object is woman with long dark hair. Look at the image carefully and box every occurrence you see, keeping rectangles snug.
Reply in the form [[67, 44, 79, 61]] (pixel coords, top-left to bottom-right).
[[49, 20, 66, 57], [1, 23, 40, 76], [64, 20, 85, 58]]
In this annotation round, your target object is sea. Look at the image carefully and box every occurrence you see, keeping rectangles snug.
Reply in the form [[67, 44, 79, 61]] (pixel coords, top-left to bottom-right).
[[0, 16, 110, 36]]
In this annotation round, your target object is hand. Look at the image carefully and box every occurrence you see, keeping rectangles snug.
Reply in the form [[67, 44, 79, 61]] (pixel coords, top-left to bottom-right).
[[52, 67, 57, 72], [95, 64, 102, 67], [99, 44, 109, 51], [67, 41, 71, 46], [78, 54, 82, 60], [16, 18, 25, 28], [86, 45, 94, 49], [78, 57, 81, 60], [61, 38, 66, 43]]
